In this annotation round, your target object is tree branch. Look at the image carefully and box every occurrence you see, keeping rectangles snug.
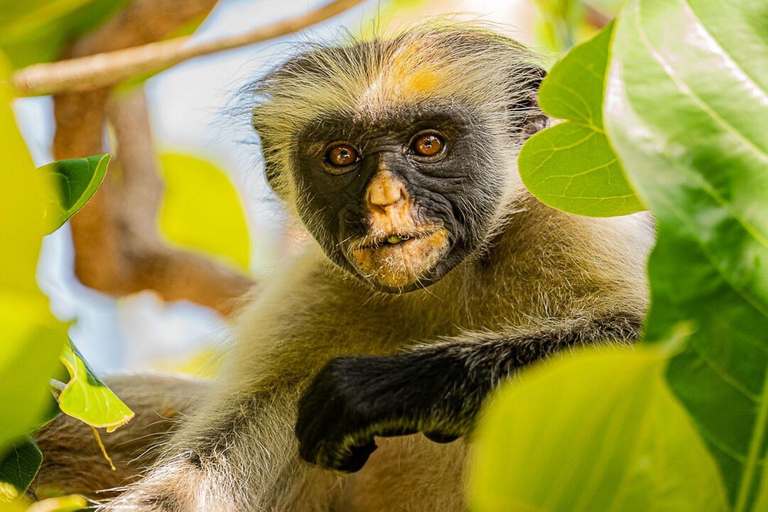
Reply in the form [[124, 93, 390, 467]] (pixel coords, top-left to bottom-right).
[[52, 0, 258, 317], [13, 0, 366, 96], [63, 89, 254, 316]]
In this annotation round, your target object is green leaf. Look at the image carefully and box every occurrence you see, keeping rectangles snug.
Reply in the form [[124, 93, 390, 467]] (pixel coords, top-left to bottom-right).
[[58, 341, 134, 432], [0, 50, 68, 453], [41, 154, 110, 235], [0, 437, 42, 496], [158, 153, 251, 272], [604, 0, 768, 509], [469, 348, 729, 512], [0, 0, 132, 69], [519, 21, 644, 217]]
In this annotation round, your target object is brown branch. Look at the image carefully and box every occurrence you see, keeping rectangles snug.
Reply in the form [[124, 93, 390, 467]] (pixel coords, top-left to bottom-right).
[[63, 88, 254, 316], [53, 0, 256, 317], [13, 0, 366, 96]]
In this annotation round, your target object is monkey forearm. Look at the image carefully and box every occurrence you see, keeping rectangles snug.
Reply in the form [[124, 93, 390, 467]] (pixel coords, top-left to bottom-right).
[[296, 313, 642, 471]]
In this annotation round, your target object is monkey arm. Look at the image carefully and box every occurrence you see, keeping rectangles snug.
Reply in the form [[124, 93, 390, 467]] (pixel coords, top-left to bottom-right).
[[295, 313, 643, 473]]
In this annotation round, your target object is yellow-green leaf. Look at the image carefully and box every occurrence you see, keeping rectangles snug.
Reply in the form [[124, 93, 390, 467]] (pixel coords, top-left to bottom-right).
[[58, 341, 133, 432], [158, 152, 250, 272], [519, 21, 644, 217], [0, 50, 68, 449], [470, 348, 729, 512]]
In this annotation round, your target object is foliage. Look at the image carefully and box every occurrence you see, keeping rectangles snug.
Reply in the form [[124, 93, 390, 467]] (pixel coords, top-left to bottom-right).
[[475, 0, 768, 510], [0, 0, 132, 69], [606, 0, 768, 507], [471, 347, 728, 512], [0, 48, 131, 503], [519, 22, 643, 217], [56, 342, 134, 432], [0, 52, 68, 499], [41, 155, 110, 235], [158, 152, 251, 273]]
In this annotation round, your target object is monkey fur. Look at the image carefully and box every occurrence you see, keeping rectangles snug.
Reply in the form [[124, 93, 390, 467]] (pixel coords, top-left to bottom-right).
[[34, 24, 653, 511]]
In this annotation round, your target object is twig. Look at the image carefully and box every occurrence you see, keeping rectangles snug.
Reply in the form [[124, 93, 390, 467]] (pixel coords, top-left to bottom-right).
[[12, 0, 366, 96]]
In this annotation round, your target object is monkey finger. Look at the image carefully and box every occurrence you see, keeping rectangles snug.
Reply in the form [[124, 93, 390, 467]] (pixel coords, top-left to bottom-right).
[[332, 440, 378, 473], [423, 431, 461, 444], [377, 427, 419, 438]]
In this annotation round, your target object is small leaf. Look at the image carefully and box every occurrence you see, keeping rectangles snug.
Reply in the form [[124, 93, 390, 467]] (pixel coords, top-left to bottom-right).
[[519, 21, 644, 217], [469, 348, 729, 512], [40, 154, 110, 235], [0, 436, 42, 495], [158, 153, 250, 272], [58, 341, 134, 432]]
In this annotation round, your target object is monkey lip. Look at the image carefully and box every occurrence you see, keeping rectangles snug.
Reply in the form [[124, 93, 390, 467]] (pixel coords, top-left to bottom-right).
[[348, 230, 436, 251], [343, 227, 451, 290]]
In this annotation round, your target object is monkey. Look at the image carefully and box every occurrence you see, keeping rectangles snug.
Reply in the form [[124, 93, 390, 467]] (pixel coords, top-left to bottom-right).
[[34, 23, 654, 511]]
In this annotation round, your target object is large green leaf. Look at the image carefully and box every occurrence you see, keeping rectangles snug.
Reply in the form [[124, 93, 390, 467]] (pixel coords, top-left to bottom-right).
[[469, 348, 728, 512], [158, 153, 251, 273], [41, 154, 110, 235], [519, 21, 644, 217], [0, 51, 67, 452], [604, 0, 768, 509], [57, 341, 134, 432]]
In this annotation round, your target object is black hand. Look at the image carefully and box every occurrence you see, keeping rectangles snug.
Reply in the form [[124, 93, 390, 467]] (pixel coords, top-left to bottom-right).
[[295, 353, 464, 472]]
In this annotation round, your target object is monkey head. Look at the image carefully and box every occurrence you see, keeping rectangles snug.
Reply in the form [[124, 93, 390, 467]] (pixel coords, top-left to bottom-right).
[[248, 27, 547, 293]]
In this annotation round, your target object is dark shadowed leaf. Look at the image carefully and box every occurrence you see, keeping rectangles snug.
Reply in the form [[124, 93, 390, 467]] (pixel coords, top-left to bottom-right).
[[0, 436, 42, 496], [605, 0, 768, 509]]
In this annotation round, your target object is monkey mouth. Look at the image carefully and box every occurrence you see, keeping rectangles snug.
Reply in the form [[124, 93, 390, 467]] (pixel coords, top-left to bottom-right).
[[348, 230, 432, 250], [343, 227, 451, 290]]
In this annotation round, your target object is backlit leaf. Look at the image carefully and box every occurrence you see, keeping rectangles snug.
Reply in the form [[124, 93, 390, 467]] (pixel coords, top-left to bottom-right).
[[0, 0, 131, 69], [519, 21, 644, 217], [58, 341, 134, 432]]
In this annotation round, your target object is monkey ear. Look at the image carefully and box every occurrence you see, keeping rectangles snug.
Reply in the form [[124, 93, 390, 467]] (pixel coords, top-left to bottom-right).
[[252, 117, 287, 199], [508, 63, 549, 142]]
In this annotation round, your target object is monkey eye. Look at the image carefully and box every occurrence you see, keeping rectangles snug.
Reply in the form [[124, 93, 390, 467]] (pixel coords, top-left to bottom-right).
[[325, 143, 360, 170], [409, 131, 446, 159]]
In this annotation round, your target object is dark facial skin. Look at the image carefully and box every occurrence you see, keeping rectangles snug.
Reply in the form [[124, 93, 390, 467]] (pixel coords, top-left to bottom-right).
[[292, 101, 505, 293]]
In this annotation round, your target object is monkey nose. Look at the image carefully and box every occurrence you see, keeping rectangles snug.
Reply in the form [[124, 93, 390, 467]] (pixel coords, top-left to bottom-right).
[[366, 171, 407, 214]]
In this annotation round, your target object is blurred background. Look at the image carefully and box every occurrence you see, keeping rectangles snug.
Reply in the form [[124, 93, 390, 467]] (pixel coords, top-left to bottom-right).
[[9, 0, 618, 376]]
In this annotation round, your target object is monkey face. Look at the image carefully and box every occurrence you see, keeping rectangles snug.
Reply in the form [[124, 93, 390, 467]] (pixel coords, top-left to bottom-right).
[[292, 103, 508, 293]]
